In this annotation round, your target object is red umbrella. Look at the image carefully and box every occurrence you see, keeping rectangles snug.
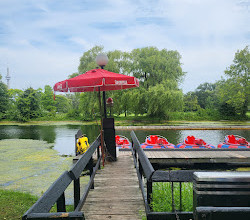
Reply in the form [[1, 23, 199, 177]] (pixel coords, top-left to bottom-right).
[[53, 68, 139, 164], [54, 68, 139, 118], [53, 68, 139, 93]]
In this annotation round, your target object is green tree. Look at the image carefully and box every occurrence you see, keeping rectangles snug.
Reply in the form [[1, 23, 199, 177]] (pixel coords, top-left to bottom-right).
[[66, 93, 81, 119], [219, 102, 237, 117], [217, 46, 250, 117], [194, 82, 217, 109], [17, 87, 41, 121], [7, 89, 23, 120], [8, 89, 23, 101], [147, 82, 183, 118], [131, 47, 185, 89], [78, 46, 130, 75], [184, 92, 200, 111], [106, 50, 131, 74], [79, 92, 100, 120], [78, 46, 104, 75], [0, 75, 9, 119], [129, 47, 185, 117], [69, 72, 79, 78], [76, 46, 185, 119], [120, 90, 132, 117], [41, 85, 56, 112], [54, 95, 71, 113], [111, 90, 123, 116], [130, 87, 147, 116]]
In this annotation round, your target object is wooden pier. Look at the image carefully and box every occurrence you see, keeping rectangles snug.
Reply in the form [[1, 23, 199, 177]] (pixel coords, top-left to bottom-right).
[[23, 130, 250, 220], [145, 149, 250, 167], [81, 151, 145, 220]]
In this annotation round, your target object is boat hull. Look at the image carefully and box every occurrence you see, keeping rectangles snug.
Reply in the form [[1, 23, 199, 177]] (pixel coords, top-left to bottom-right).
[[176, 144, 215, 149], [218, 144, 250, 149], [141, 143, 175, 149]]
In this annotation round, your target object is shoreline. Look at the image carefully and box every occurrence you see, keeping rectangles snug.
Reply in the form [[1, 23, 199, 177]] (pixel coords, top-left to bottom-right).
[[0, 120, 249, 130], [115, 125, 250, 130]]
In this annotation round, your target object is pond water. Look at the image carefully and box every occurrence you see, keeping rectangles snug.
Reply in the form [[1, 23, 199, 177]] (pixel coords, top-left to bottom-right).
[[0, 124, 249, 155], [0, 124, 249, 205]]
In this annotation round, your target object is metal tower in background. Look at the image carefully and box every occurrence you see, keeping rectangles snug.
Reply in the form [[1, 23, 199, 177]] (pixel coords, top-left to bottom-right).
[[6, 67, 11, 89]]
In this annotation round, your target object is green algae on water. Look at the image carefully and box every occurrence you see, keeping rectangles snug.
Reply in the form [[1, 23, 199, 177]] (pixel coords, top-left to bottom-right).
[[0, 139, 73, 198]]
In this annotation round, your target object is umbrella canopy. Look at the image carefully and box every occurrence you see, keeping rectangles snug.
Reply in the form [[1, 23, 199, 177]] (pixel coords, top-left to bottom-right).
[[53, 68, 139, 164], [53, 69, 139, 92]]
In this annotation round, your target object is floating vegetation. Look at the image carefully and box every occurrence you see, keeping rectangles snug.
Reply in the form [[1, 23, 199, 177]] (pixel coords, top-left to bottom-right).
[[0, 139, 86, 204]]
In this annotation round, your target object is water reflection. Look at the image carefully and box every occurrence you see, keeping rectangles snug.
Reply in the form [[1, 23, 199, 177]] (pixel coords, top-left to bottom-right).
[[0, 125, 100, 155], [0, 125, 249, 155], [53, 125, 100, 155], [39, 126, 56, 143]]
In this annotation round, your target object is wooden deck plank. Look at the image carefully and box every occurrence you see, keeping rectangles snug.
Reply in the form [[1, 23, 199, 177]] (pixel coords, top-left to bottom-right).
[[81, 154, 145, 220], [145, 150, 250, 165], [225, 151, 247, 159], [83, 214, 142, 220], [145, 150, 250, 158]]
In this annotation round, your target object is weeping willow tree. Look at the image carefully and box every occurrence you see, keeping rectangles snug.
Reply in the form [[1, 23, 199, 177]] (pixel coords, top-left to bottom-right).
[[74, 46, 186, 119]]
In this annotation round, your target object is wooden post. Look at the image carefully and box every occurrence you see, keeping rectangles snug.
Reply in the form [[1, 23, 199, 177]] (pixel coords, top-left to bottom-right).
[[147, 180, 152, 208], [133, 141, 137, 161], [88, 158, 94, 189], [103, 118, 116, 161], [139, 160, 143, 179], [97, 144, 101, 169], [98, 87, 105, 167], [57, 192, 66, 212], [74, 178, 80, 209], [75, 134, 77, 156]]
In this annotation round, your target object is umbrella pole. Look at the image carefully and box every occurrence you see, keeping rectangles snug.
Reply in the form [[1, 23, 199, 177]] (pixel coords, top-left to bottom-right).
[[98, 88, 105, 167], [100, 65, 107, 119], [103, 91, 107, 118]]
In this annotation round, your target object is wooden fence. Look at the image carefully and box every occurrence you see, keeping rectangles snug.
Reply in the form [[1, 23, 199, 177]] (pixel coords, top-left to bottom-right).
[[22, 134, 101, 220]]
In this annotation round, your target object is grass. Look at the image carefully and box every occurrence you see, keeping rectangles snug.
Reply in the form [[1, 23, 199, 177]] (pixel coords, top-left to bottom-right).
[[150, 168, 250, 213], [0, 189, 74, 220], [151, 182, 193, 212], [0, 189, 38, 220]]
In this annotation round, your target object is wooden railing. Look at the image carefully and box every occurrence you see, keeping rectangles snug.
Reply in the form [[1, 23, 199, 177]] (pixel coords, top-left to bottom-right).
[[23, 130, 250, 220], [22, 134, 101, 220], [130, 130, 193, 220], [131, 131, 250, 220]]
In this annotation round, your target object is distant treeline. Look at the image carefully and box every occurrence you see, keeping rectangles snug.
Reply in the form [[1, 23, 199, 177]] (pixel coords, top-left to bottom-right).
[[0, 46, 249, 122]]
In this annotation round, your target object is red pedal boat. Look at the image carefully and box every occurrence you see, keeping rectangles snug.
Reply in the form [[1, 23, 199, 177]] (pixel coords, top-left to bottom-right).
[[218, 135, 249, 149], [141, 135, 175, 149], [115, 135, 131, 149], [176, 135, 215, 149]]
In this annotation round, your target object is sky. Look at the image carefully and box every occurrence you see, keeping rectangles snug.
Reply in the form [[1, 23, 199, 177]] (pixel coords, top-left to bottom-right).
[[0, 0, 249, 93]]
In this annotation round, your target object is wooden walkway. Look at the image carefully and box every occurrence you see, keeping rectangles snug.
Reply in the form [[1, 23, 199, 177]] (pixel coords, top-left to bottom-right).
[[145, 149, 250, 165], [81, 151, 145, 220]]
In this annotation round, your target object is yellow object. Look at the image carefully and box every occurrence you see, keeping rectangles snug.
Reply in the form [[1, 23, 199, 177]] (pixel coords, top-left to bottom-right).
[[76, 136, 89, 154]]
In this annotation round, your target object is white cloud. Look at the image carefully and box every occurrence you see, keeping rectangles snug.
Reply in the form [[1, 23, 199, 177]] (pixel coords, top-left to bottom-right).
[[0, 47, 81, 90], [0, 0, 249, 92], [69, 37, 93, 50]]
